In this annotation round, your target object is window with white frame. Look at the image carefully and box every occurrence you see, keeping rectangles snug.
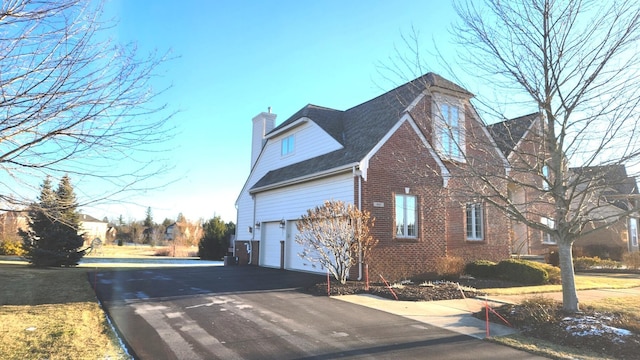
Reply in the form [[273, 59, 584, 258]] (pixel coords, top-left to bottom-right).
[[542, 164, 550, 190], [434, 100, 465, 161], [630, 218, 638, 247], [466, 203, 484, 240], [541, 217, 556, 244], [281, 134, 294, 156], [395, 194, 417, 238]]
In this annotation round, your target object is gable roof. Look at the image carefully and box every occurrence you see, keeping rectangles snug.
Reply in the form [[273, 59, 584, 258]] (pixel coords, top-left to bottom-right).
[[79, 214, 106, 223], [251, 73, 469, 192], [570, 164, 639, 211], [486, 113, 538, 158]]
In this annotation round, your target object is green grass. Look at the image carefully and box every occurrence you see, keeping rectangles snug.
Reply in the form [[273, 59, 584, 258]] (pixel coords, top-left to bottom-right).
[[0, 264, 129, 360]]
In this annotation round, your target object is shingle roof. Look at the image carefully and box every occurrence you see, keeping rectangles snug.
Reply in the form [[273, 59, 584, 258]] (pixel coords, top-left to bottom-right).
[[570, 164, 639, 210], [251, 73, 465, 191], [486, 113, 538, 157]]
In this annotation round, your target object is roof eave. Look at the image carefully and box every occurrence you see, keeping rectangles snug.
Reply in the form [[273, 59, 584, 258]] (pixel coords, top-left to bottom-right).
[[249, 163, 358, 194]]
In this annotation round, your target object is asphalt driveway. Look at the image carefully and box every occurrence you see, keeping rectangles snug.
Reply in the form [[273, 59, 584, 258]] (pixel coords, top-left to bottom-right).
[[91, 266, 545, 359]]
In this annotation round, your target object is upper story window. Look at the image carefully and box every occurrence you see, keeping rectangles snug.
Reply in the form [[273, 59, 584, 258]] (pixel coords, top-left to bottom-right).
[[395, 194, 417, 238], [434, 99, 465, 161], [281, 134, 295, 156], [542, 164, 550, 190], [466, 203, 484, 241]]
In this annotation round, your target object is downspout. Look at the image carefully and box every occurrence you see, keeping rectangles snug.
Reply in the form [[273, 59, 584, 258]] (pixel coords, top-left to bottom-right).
[[248, 194, 256, 265], [354, 167, 364, 280]]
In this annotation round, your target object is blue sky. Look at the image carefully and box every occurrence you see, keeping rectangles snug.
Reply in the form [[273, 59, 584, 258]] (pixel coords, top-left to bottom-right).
[[88, 1, 462, 223]]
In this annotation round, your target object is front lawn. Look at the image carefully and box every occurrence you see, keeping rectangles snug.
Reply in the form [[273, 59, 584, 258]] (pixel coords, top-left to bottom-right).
[[0, 264, 129, 360]]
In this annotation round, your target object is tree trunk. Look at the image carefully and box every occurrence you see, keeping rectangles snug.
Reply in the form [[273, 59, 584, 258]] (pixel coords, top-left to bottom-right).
[[558, 240, 579, 312]]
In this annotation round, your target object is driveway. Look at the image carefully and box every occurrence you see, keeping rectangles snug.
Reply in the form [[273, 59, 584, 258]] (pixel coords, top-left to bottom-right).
[[91, 266, 545, 359]]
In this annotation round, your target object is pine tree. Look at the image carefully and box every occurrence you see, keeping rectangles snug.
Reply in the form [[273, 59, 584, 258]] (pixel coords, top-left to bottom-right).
[[21, 175, 86, 267]]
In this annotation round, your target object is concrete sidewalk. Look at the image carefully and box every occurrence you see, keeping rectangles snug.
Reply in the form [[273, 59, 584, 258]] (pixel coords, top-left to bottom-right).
[[335, 294, 515, 340], [336, 286, 640, 340]]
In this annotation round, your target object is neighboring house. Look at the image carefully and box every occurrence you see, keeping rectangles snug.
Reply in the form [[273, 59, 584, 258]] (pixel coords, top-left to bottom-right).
[[570, 165, 640, 259], [79, 214, 108, 244], [164, 223, 177, 241], [235, 73, 519, 280], [487, 113, 556, 256], [0, 211, 28, 241], [489, 114, 640, 259]]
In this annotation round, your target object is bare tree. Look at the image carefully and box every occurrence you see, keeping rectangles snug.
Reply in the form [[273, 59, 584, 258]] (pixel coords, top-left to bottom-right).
[[371, 0, 640, 312], [0, 0, 173, 213], [296, 200, 377, 284]]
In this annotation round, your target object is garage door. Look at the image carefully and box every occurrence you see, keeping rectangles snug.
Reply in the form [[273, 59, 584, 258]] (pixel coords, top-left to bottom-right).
[[285, 220, 325, 274], [260, 222, 283, 268]]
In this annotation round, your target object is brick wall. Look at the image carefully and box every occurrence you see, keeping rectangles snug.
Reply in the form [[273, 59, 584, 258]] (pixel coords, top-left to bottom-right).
[[353, 96, 511, 281]]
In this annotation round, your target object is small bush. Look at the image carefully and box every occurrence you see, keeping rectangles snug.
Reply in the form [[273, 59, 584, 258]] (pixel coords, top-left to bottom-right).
[[435, 256, 465, 280], [599, 258, 623, 269], [623, 252, 640, 270], [496, 259, 549, 285], [464, 260, 497, 278], [535, 262, 561, 284], [0, 240, 26, 256], [573, 256, 601, 270], [545, 250, 559, 267]]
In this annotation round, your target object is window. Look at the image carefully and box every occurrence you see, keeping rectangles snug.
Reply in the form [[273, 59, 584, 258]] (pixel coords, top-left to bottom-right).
[[466, 203, 484, 240], [436, 102, 464, 160], [281, 134, 294, 156], [541, 217, 556, 244], [395, 194, 417, 238], [630, 218, 638, 247], [542, 165, 550, 190]]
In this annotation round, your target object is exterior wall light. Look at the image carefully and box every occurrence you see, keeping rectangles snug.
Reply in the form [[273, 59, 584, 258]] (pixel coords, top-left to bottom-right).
[[279, 219, 286, 229]]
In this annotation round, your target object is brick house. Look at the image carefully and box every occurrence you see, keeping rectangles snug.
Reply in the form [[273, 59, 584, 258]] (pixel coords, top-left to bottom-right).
[[489, 115, 640, 260], [570, 165, 640, 259], [235, 73, 519, 280], [487, 113, 557, 256]]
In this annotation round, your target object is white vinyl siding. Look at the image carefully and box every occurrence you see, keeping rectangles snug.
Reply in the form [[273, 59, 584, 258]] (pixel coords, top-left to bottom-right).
[[236, 120, 344, 241]]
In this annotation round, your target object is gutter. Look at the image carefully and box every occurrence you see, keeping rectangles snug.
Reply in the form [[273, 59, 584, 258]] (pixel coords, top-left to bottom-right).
[[249, 163, 358, 194]]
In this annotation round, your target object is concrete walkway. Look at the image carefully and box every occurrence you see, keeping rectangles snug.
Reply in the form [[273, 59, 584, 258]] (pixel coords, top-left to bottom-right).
[[335, 286, 640, 340]]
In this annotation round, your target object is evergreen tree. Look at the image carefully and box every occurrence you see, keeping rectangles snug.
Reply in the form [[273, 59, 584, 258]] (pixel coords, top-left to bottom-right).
[[21, 175, 86, 267], [143, 207, 154, 244], [198, 217, 234, 260]]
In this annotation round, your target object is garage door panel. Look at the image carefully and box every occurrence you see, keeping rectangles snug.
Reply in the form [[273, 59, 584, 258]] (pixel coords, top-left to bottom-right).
[[260, 222, 283, 268], [285, 221, 325, 274]]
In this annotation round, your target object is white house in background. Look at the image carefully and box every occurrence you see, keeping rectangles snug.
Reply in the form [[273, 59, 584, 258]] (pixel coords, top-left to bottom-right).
[[79, 214, 108, 243]]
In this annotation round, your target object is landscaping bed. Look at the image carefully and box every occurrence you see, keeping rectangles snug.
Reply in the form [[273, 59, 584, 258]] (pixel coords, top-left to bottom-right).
[[303, 277, 640, 359]]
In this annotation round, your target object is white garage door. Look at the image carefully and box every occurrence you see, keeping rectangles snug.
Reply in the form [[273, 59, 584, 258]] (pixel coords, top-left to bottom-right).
[[285, 220, 325, 274], [260, 222, 283, 268]]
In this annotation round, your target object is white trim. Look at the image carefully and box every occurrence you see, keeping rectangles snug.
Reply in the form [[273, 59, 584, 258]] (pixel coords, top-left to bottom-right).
[[360, 113, 451, 187], [265, 118, 309, 139], [249, 163, 357, 194]]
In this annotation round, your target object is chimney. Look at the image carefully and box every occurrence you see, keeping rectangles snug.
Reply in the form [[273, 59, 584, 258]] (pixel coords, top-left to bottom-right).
[[251, 108, 277, 168]]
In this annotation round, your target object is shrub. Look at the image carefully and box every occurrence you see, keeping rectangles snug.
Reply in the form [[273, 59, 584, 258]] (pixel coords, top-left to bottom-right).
[[582, 244, 624, 261], [0, 240, 26, 256], [496, 259, 549, 285], [623, 252, 640, 270], [536, 262, 562, 284], [573, 256, 601, 270], [545, 250, 559, 267], [464, 260, 497, 278], [599, 258, 623, 269], [435, 256, 465, 280]]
